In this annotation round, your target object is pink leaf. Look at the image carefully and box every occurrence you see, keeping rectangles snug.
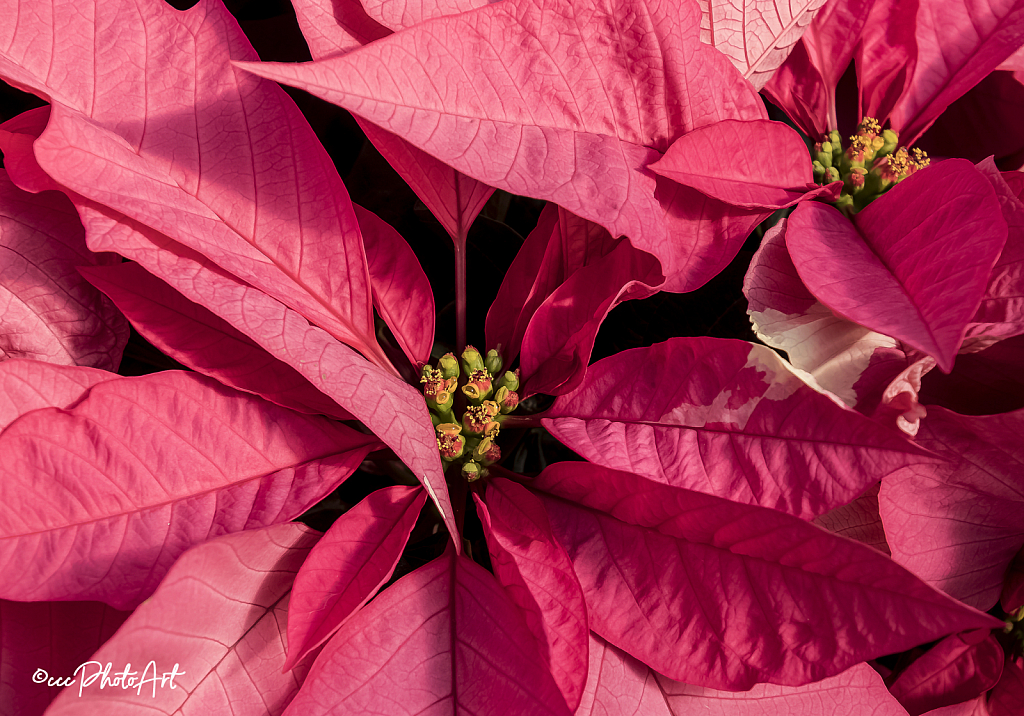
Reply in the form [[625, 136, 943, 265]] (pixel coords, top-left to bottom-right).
[[543, 337, 928, 519], [357, 205, 434, 366], [649, 120, 841, 208], [786, 160, 1006, 372], [476, 478, 588, 711], [813, 482, 891, 556], [0, 359, 113, 430], [0, 599, 130, 716], [762, 41, 831, 139], [1001, 547, 1024, 612], [743, 218, 899, 409], [581, 633, 909, 715], [0, 170, 127, 370], [989, 658, 1024, 716], [890, 0, 1024, 144], [0, 0, 390, 369], [361, 0, 494, 32], [285, 485, 426, 671], [281, 544, 571, 715], [857, 0, 919, 126], [889, 630, 1004, 716], [533, 461, 1003, 690], [80, 262, 353, 420], [238, 0, 767, 289], [76, 206, 459, 549], [695, 0, 830, 90], [43, 523, 321, 715], [289, 0, 496, 247], [0, 107, 64, 195], [880, 406, 1024, 610], [0, 370, 379, 608]]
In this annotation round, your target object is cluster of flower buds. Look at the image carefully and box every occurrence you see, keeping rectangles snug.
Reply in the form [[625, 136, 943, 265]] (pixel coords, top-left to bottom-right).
[[812, 117, 930, 215], [420, 345, 521, 482]]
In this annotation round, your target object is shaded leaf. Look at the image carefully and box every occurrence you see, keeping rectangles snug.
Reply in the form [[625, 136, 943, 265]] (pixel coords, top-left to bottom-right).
[[0, 359, 113, 430]]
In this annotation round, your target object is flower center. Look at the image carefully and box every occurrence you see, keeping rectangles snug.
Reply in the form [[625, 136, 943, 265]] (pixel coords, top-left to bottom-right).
[[420, 346, 520, 482], [812, 118, 929, 216]]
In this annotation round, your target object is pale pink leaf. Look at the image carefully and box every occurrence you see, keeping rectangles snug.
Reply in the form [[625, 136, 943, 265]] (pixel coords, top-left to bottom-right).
[[543, 337, 928, 519], [281, 545, 571, 715], [743, 218, 899, 409], [891, 0, 1024, 144], [0, 371, 379, 608], [356, 205, 434, 366], [786, 160, 1006, 372], [0, 0, 389, 368], [43, 524, 321, 715], [0, 170, 127, 370], [361, 0, 494, 32], [290, 0, 496, 247], [0, 359, 113, 430], [581, 633, 909, 715], [813, 482, 891, 555], [873, 356, 936, 437], [534, 461, 1003, 690], [0, 599, 130, 716], [76, 206, 459, 551], [880, 406, 1024, 610], [0, 107, 64, 195], [889, 630, 1004, 716], [80, 262, 353, 420], [696, 0, 830, 90], [649, 120, 841, 208], [284, 485, 426, 671], [238, 0, 768, 290], [476, 478, 588, 711]]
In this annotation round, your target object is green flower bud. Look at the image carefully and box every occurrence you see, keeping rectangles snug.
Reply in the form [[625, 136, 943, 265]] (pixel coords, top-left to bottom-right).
[[438, 352, 460, 380], [461, 345, 485, 374], [484, 349, 503, 376], [473, 436, 501, 466], [815, 144, 833, 169], [462, 460, 483, 482], [462, 369, 493, 404], [497, 369, 520, 393], [825, 166, 841, 184], [437, 430, 466, 460], [463, 402, 500, 436], [499, 389, 520, 414], [878, 129, 899, 157]]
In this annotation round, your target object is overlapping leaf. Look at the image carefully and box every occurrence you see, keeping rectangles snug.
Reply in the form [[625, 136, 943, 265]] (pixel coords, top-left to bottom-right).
[[477, 478, 589, 711], [0, 359, 114, 429], [786, 160, 1006, 372], [240, 0, 768, 290], [0, 370, 379, 608], [0, 170, 127, 370], [543, 336, 928, 519], [880, 406, 1024, 610], [281, 544, 571, 715], [44, 524, 321, 715], [534, 462, 1003, 690], [284, 485, 426, 670]]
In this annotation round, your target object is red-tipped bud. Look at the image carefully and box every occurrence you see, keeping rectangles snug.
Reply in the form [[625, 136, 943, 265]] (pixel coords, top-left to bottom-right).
[[438, 352, 460, 380], [462, 369, 493, 403], [462, 460, 483, 482], [437, 431, 466, 460], [497, 369, 520, 393], [484, 349, 503, 376], [473, 437, 501, 466], [463, 402, 500, 436], [495, 386, 520, 414], [460, 345, 485, 374]]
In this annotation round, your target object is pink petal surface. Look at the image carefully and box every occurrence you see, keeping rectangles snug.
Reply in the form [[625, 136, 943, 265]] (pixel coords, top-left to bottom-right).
[[813, 482, 891, 555], [0, 359, 114, 430], [0, 370, 379, 608], [1001, 547, 1024, 612], [889, 630, 1004, 716], [881, 407, 1024, 610], [787, 160, 1006, 372], [356, 205, 434, 366], [76, 206, 459, 549], [924, 697, 989, 716], [0, 171, 127, 370], [476, 478, 588, 711], [239, 0, 768, 291], [743, 218, 899, 408], [890, 0, 1024, 144], [696, 0, 830, 90], [282, 544, 571, 715], [80, 262, 353, 420], [361, 0, 493, 31], [0, 0, 389, 369], [0, 107, 64, 195], [857, 0, 919, 125], [486, 202, 620, 369], [762, 41, 831, 139], [873, 356, 936, 437], [284, 485, 426, 670], [648, 120, 841, 209], [0, 599, 130, 716], [989, 658, 1024, 716], [43, 523, 321, 715], [543, 337, 927, 519], [533, 462, 1003, 690], [581, 633, 909, 715], [290, 0, 496, 247]]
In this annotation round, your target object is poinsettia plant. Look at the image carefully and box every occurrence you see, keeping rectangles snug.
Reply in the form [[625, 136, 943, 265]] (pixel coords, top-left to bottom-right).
[[2, 0, 1024, 714]]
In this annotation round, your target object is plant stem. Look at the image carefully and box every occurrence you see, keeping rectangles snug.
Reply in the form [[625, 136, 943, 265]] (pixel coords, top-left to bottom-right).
[[454, 238, 467, 356]]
